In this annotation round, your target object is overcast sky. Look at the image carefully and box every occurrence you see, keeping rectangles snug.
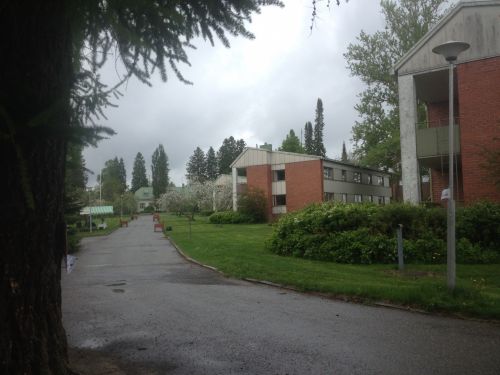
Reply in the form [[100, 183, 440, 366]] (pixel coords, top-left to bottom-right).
[[84, 0, 385, 187]]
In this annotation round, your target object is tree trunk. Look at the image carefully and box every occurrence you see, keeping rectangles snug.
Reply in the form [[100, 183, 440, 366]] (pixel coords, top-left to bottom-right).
[[0, 1, 73, 373]]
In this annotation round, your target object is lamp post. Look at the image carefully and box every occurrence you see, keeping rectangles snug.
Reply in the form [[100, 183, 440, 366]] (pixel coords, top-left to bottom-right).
[[432, 41, 469, 290]]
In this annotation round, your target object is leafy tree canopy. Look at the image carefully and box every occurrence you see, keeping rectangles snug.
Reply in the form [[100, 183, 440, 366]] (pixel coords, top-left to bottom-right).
[[217, 136, 246, 175], [186, 146, 207, 183], [152, 144, 169, 199], [345, 0, 447, 175], [279, 129, 304, 153], [131, 152, 149, 193]]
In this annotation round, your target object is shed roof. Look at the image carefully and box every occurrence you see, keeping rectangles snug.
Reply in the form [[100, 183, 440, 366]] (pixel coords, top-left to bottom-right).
[[80, 206, 114, 215]]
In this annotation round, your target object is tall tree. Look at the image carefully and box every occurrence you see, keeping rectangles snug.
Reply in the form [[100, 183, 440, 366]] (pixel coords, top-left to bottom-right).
[[279, 129, 304, 153], [151, 144, 169, 199], [313, 98, 327, 157], [101, 157, 126, 201], [217, 136, 246, 175], [304, 122, 314, 155], [118, 157, 127, 192], [131, 152, 149, 192], [345, 0, 447, 174], [186, 147, 207, 183], [341, 141, 348, 162], [65, 144, 88, 215], [0, 1, 342, 372], [205, 147, 218, 181]]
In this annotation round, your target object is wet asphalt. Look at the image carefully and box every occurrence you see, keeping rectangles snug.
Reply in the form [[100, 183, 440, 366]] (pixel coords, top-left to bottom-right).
[[62, 215, 500, 375]]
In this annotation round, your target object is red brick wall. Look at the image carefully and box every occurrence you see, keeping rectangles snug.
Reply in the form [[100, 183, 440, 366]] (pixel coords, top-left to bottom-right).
[[427, 101, 452, 127], [285, 160, 323, 212], [246, 165, 272, 219], [457, 56, 500, 204]]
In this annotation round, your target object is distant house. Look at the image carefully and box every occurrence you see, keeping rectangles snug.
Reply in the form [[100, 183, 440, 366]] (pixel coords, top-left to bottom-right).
[[230, 148, 392, 219], [134, 186, 154, 212], [394, 0, 500, 204]]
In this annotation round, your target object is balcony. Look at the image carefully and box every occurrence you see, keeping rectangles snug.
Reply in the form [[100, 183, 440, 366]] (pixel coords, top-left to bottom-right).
[[416, 119, 460, 168]]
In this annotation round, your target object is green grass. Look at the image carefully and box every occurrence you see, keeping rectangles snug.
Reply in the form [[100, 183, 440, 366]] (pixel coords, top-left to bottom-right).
[[74, 216, 122, 238], [163, 213, 500, 320]]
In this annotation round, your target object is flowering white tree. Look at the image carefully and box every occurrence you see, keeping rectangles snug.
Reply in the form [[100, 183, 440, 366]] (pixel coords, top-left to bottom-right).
[[158, 180, 232, 217]]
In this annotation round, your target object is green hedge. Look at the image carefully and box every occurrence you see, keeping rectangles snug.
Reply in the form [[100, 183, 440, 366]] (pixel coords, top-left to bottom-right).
[[209, 211, 254, 224], [267, 202, 500, 264]]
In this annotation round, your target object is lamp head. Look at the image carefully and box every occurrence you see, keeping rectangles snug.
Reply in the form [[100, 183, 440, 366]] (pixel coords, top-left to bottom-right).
[[432, 41, 470, 62]]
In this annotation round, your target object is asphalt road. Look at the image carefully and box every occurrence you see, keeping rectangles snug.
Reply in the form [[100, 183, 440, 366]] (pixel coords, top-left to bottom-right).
[[62, 215, 500, 375]]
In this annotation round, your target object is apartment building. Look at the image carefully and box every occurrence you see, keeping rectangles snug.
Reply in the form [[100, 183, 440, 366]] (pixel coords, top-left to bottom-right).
[[394, 0, 500, 204], [230, 148, 392, 218]]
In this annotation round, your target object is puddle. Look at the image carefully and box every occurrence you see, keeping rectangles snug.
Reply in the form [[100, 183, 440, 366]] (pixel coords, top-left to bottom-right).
[[112, 289, 125, 293], [106, 282, 126, 287]]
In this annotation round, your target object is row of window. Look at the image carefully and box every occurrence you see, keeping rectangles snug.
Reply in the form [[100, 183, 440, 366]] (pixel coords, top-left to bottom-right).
[[272, 193, 388, 207], [323, 192, 387, 204], [323, 167, 386, 186]]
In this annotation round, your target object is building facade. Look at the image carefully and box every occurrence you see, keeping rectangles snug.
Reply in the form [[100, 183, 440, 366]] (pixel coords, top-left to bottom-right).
[[394, 0, 500, 204], [134, 186, 154, 212], [230, 148, 392, 219]]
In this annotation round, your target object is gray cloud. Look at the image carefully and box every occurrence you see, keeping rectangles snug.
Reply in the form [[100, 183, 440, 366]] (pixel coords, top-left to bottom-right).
[[84, 0, 384, 186]]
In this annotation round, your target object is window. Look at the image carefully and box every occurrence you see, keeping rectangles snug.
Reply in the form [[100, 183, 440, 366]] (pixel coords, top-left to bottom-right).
[[323, 167, 333, 179], [273, 169, 286, 181], [341, 193, 347, 203], [140, 203, 145, 209], [377, 196, 384, 205], [367, 195, 373, 203], [354, 194, 362, 203], [273, 194, 286, 206], [324, 192, 334, 202], [341, 170, 347, 181], [353, 172, 361, 183], [237, 168, 247, 177], [367, 174, 372, 185], [377, 176, 384, 186]]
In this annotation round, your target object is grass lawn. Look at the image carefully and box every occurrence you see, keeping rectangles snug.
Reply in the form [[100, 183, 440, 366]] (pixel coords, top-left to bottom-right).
[[72, 216, 123, 239], [163, 213, 500, 320]]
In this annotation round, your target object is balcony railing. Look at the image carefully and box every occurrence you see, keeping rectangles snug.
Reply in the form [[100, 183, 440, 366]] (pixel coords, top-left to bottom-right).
[[416, 118, 460, 160]]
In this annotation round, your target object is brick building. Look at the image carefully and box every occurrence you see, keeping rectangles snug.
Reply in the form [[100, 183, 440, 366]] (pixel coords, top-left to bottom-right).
[[395, 0, 500, 204], [230, 148, 392, 219]]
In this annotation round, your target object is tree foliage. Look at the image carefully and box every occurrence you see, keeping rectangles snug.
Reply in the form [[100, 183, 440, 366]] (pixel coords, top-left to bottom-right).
[[313, 98, 327, 157], [65, 143, 88, 215], [217, 136, 246, 175], [205, 146, 218, 181], [131, 152, 149, 193], [304, 121, 314, 155], [101, 157, 127, 201], [186, 146, 207, 183], [151, 144, 169, 199], [345, 0, 447, 175], [279, 129, 304, 153], [341, 141, 348, 162]]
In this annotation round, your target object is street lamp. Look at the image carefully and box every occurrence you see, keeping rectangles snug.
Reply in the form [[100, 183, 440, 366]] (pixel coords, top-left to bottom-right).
[[432, 41, 470, 290]]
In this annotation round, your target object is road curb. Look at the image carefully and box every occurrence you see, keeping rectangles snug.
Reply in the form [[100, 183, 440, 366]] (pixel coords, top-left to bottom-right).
[[165, 236, 499, 323]]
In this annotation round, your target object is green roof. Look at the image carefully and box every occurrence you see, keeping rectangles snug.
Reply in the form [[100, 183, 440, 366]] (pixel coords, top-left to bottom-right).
[[80, 206, 114, 215], [134, 186, 154, 200]]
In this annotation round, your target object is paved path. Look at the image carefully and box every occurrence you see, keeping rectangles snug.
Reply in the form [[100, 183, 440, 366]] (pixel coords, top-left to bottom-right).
[[62, 215, 500, 375]]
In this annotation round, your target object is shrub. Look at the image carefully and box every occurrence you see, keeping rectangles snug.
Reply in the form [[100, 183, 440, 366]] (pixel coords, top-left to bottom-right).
[[209, 211, 253, 224], [457, 201, 500, 253], [268, 201, 499, 265], [142, 205, 155, 213], [238, 187, 268, 223]]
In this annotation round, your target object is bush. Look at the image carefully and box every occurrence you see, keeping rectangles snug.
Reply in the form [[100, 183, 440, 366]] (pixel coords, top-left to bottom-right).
[[209, 211, 254, 224], [142, 205, 155, 213], [238, 187, 267, 223], [457, 201, 500, 253], [267, 201, 500, 265]]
